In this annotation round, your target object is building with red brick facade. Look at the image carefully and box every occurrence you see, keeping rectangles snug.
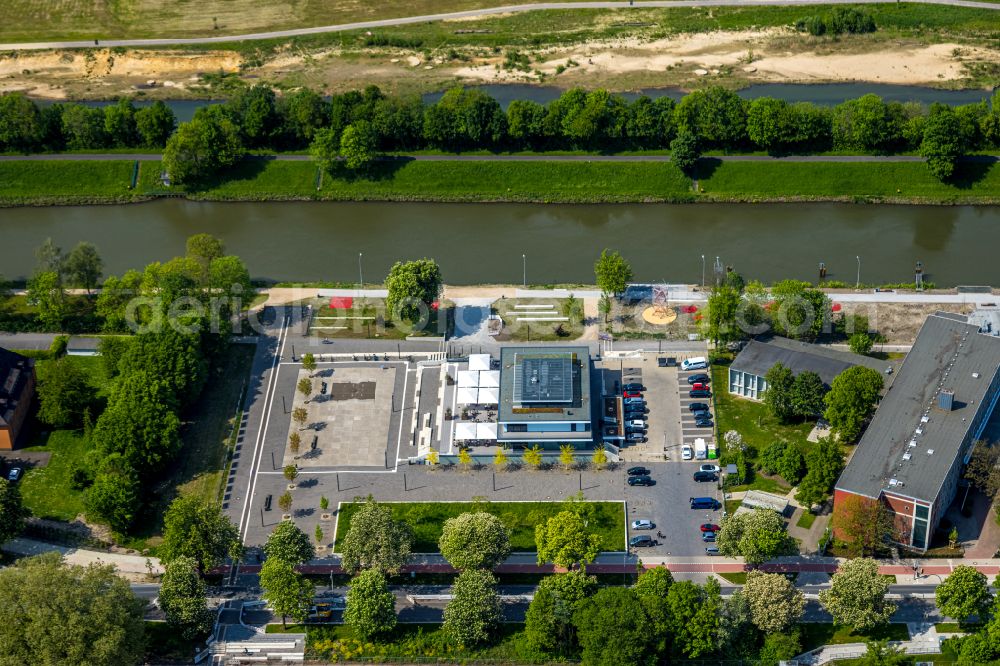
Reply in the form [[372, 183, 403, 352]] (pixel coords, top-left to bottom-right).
[[834, 312, 1000, 552], [0, 347, 35, 450]]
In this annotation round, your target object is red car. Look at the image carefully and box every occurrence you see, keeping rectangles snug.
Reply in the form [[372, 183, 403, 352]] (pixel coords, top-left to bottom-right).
[[700, 523, 720, 533], [623, 390, 643, 398], [690, 382, 706, 391]]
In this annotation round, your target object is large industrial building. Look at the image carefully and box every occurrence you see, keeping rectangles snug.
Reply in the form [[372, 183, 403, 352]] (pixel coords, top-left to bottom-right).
[[497, 346, 594, 446], [834, 312, 1000, 552]]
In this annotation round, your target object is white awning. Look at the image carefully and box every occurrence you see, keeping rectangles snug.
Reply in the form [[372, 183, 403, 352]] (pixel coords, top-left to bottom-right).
[[454, 422, 477, 440], [479, 370, 500, 388], [469, 354, 492, 371], [477, 387, 499, 404], [476, 422, 498, 440], [457, 370, 480, 387], [456, 386, 479, 404]]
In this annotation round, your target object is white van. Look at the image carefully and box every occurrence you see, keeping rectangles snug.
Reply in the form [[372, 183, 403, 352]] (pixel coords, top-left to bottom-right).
[[681, 356, 708, 371]]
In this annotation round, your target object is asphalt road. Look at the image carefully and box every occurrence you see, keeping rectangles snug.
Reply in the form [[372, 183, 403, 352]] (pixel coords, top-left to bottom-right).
[[1, 0, 998, 50]]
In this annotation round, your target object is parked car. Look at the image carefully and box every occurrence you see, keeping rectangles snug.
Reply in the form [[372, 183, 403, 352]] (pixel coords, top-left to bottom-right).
[[702, 531, 717, 542], [690, 497, 719, 510], [687, 373, 710, 385], [688, 402, 710, 413], [631, 519, 654, 530], [693, 416, 714, 428], [623, 383, 646, 392], [629, 535, 654, 548], [320, 382, 328, 395], [627, 466, 651, 476], [624, 407, 648, 416], [321, 339, 334, 345], [690, 382, 707, 391], [628, 475, 655, 486], [681, 356, 708, 371], [690, 389, 712, 398], [657, 357, 668, 367], [705, 546, 720, 556], [681, 444, 693, 460], [693, 470, 718, 482], [626, 435, 648, 444], [700, 523, 720, 532], [623, 397, 646, 405], [623, 390, 642, 398], [700, 464, 721, 474], [7, 467, 22, 483], [627, 419, 647, 429]]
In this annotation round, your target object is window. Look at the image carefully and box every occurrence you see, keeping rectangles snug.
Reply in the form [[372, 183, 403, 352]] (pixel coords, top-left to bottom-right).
[[912, 518, 928, 550], [506, 424, 527, 433], [915, 504, 929, 520]]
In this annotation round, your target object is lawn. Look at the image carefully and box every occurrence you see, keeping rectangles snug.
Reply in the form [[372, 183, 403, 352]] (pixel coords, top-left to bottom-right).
[[494, 297, 586, 342], [0, 161, 140, 205], [796, 511, 818, 529], [309, 297, 452, 340], [718, 572, 747, 584], [334, 500, 626, 552], [798, 623, 910, 653], [697, 160, 1000, 204]]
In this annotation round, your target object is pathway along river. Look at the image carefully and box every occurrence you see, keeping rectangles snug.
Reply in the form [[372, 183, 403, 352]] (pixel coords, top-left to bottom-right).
[[2, 201, 999, 286]]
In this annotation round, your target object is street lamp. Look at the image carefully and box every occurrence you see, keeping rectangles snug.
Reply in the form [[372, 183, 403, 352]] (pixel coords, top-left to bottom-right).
[[522, 254, 526, 288], [856, 255, 861, 289], [358, 252, 364, 290], [701, 254, 705, 287]]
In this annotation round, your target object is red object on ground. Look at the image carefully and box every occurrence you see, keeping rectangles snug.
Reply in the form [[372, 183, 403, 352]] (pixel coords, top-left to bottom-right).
[[682, 305, 699, 314], [329, 297, 353, 309], [431, 300, 440, 311], [832, 303, 842, 312]]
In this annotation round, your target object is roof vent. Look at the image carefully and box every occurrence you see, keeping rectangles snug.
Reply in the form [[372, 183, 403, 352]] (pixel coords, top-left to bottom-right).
[[973, 372, 981, 379], [908, 440, 917, 448], [939, 389, 955, 411], [927, 449, 935, 455], [915, 428, 924, 436], [889, 478, 900, 487], [921, 416, 929, 423], [902, 453, 912, 461]]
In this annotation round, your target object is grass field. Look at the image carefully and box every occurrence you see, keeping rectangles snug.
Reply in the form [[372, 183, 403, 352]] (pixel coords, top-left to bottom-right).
[[797, 623, 910, 653], [334, 500, 626, 552], [494, 297, 586, 342], [310, 297, 452, 339], [0, 161, 140, 206]]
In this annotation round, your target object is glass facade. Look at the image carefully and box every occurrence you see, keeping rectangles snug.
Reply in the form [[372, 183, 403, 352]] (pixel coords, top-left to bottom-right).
[[728, 368, 767, 400]]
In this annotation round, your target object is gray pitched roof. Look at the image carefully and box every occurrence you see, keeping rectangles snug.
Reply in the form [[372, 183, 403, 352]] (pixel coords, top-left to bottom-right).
[[0, 347, 32, 428], [836, 313, 1000, 503], [731, 336, 890, 387]]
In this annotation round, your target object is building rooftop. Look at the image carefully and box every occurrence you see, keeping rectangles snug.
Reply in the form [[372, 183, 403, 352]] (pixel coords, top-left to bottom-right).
[[498, 346, 591, 423], [0, 347, 32, 428], [836, 313, 1000, 503], [731, 336, 890, 387]]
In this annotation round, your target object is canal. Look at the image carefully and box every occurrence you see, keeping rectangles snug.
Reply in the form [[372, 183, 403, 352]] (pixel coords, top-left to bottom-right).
[[2, 201, 998, 286]]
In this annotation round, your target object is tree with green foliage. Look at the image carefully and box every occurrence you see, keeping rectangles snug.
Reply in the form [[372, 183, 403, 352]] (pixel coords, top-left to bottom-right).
[[0, 478, 28, 545], [506, 99, 547, 149], [790, 370, 826, 419], [36, 356, 96, 428], [309, 126, 341, 172], [135, 100, 177, 147], [850, 332, 875, 355], [523, 444, 543, 469], [85, 455, 141, 533], [61, 104, 107, 149], [103, 98, 138, 147], [163, 111, 245, 185], [758, 629, 802, 666], [921, 106, 965, 182], [535, 510, 602, 570], [594, 249, 633, 298], [716, 507, 789, 566], [832, 494, 893, 557], [525, 570, 597, 655], [344, 569, 397, 639], [796, 436, 845, 507], [64, 241, 103, 294], [91, 371, 182, 477], [743, 571, 805, 633], [385, 258, 442, 324], [592, 445, 608, 469], [95, 270, 143, 333], [278, 492, 293, 513], [670, 128, 701, 176], [301, 353, 317, 376], [706, 285, 742, 345], [764, 362, 795, 422], [443, 569, 502, 648], [717, 591, 754, 654], [633, 567, 675, 657], [116, 329, 207, 408], [770, 279, 830, 340], [674, 86, 747, 148], [292, 406, 308, 429], [559, 444, 575, 471], [340, 120, 379, 171], [438, 512, 511, 571], [159, 555, 213, 641], [26, 270, 68, 331], [161, 495, 242, 572], [666, 579, 722, 659], [776, 444, 806, 485], [340, 497, 413, 575], [574, 586, 655, 666], [819, 558, 895, 631], [225, 84, 280, 147], [964, 441, 1000, 500], [259, 557, 314, 628], [0, 552, 146, 666], [824, 366, 884, 442], [857, 639, 910, 666], [747, 97, 794, 152], [0, 91, 44, 152], [935, 565, 992, 625], [283, 465, 298, 483], [265, 520, 315, 567]]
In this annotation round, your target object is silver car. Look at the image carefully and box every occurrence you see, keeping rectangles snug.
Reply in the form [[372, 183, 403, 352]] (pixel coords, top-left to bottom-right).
[[631, 519, 654, 530]]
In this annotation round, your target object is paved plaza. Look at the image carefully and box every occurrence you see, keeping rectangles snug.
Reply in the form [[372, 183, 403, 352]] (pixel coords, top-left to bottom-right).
[[284, 366, 397, 469]]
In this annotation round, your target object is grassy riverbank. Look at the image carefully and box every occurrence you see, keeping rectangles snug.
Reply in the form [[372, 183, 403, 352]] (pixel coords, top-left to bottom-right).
[[3, 158, 1000, 206]]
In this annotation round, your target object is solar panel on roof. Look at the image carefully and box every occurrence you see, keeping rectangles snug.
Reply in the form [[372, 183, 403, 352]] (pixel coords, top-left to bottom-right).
[[513, 353, 574, 403]]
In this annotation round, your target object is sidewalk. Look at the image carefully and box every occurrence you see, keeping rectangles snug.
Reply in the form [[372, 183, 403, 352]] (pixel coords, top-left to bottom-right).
[[1, 537, 163, 575]]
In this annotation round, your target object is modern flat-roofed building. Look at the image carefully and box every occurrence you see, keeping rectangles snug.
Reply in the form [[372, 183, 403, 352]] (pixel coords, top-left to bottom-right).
[[497, 346, 593, 446], [834, 312, 1000, 551], [0, 347, 36, 450], [728, 336, 890, 400]]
